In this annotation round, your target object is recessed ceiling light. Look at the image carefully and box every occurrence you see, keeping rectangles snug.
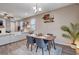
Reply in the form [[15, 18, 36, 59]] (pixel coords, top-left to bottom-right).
[[24, 13, 28, 16]]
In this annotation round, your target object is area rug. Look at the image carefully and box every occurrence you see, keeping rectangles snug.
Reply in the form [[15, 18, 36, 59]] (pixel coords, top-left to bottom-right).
[[8, 45, 62, 55]]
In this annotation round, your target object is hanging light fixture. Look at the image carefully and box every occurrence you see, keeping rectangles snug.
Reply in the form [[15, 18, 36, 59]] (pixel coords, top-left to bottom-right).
[[33, 3, 42, 13]]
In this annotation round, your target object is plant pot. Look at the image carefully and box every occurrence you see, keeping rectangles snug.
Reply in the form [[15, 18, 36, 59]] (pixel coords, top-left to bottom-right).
[[70, 44, 76, 49], [71, 43, 76, 45], [75, 40, 79, 48]]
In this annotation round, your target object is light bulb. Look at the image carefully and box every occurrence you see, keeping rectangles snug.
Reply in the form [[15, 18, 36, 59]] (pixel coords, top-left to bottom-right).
[[33, 6, 36, 10], [34, 9, 37, 13], [38, 8, 42, 11]]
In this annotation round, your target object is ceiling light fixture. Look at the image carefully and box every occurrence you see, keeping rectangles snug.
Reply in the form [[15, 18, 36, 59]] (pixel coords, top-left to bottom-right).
[[33, 3, 42, 13]]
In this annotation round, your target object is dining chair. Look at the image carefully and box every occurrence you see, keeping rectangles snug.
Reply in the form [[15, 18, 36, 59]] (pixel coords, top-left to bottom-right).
[[47, 34, 56, 50], [35, 38, 50, 55], [26, 36, 35, 51], [51, 36, 56, 50]]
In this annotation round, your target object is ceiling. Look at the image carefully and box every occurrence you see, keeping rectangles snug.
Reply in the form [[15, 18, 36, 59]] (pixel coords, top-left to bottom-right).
[[0, 3, 73, 19]]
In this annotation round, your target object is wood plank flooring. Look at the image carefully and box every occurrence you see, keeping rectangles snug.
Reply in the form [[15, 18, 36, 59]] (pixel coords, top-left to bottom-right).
[[0, 39, 76, 55]]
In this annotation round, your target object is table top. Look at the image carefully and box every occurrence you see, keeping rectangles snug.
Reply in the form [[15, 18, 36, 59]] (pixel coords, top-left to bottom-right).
[[27, 34, 56, 40]]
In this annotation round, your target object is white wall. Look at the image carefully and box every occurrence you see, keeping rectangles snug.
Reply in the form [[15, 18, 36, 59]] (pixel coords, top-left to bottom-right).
[[26, 4, 79, 45]]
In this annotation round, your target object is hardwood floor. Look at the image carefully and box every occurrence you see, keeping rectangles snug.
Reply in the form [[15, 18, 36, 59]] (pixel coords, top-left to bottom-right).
[[0, 39, 76, 55], [55, 44, 76, 55]]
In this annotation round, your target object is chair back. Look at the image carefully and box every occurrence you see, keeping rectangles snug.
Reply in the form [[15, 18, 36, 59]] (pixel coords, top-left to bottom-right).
[[35, 38, 46, 48], [26, 36, 34, 44]]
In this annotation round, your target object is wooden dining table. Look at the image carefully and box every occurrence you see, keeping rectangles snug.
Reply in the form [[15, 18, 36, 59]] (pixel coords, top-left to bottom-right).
[[27, 34, 56, 54]]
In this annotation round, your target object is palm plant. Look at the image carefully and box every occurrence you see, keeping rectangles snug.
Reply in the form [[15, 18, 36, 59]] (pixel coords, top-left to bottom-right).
[[61, 23, 79, 45]]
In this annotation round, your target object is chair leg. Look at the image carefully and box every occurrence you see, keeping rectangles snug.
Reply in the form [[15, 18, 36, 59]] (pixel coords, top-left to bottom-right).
[[36, 46, 38, 52], [26, 43, 29, 49], [47, 45, 50, 55], [51, 41, 53, 47], [42, 48, 44, 55], [52, 40, 56, 50], [31, 45, 32, 51]]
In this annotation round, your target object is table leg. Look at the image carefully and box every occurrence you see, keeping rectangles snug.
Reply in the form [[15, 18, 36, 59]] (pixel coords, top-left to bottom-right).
[[51, 40, 56, 50], [48, 41, 51, 55]]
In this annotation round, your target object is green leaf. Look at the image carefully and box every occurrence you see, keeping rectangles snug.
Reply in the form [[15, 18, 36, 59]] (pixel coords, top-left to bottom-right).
[[61, 25, 73, 37], [62, 34, 71, 39], [70, 23, 75, 32], [61, 23, 79, 41], [75, 23, 79, 31], [61, 25, 69, 31], [76, 32, 79, 38]]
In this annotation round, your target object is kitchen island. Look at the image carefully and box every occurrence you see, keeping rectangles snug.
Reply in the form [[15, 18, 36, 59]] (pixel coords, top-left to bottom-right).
[[0, 32, 27, 46]]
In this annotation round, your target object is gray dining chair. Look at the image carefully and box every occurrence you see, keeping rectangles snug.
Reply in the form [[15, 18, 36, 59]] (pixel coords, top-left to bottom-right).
[[35, 38, 49, 55], [26, 36, 35, 51], [51, 39, 56, 49], [47, 34, 56, 50]]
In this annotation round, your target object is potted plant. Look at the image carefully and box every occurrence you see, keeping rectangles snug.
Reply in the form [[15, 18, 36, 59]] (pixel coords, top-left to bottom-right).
[[61, 23, 79, 46]]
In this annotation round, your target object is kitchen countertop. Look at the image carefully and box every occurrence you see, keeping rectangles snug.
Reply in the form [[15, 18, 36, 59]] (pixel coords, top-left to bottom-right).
[[0, 32, 27, 45]]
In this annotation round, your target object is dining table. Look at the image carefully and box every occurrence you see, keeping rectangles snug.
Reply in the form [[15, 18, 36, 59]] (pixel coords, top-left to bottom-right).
[[27, 34, 56, 54]]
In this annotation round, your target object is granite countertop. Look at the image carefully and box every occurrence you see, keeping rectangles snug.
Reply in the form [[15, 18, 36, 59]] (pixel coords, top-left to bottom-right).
[[0, 32, 27, 37]]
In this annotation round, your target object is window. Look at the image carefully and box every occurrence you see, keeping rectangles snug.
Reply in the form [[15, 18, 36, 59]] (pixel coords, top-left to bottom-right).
[[30, 19, 36, 31]]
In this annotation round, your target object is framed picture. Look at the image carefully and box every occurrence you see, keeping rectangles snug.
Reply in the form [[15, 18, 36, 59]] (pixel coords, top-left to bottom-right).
[[42, 14, 54, 23]]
